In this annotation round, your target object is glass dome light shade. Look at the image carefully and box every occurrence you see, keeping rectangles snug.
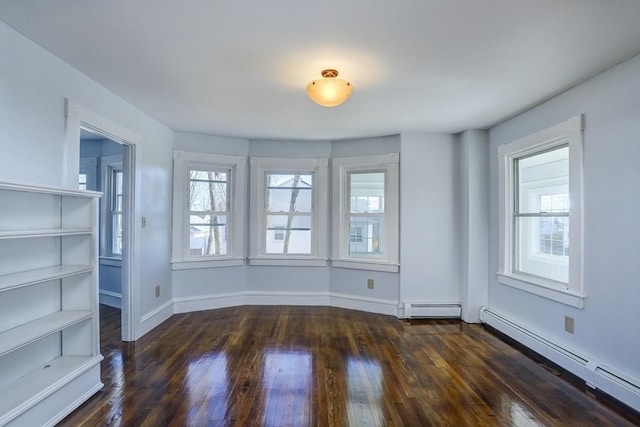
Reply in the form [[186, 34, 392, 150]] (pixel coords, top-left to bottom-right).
[[306, 69, 352, 107]]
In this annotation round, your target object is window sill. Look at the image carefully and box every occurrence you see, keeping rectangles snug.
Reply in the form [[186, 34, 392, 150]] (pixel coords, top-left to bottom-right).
[[497, 272, 584, 308], [332, 259, 399, 273], [248, 257, 328, 267], [171, 258, 245, 270]]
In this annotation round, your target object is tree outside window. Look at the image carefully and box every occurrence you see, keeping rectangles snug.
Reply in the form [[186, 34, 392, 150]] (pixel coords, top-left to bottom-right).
[[188, 169, 229, 256]]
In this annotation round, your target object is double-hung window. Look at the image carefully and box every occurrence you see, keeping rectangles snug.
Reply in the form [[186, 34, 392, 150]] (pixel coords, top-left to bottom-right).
[[188, 169, 229, 256], [498, 115, 584, 307], [249, 157, 328, 266], [109, 168, 124, 257], [100, 154, 123, 259], [172, 151, 246, 269], [332, 154, 399, 272]]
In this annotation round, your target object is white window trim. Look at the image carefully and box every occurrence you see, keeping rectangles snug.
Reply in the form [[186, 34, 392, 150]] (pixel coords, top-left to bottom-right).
[[249, 157, 328, 267], [332, 153, 399, 272], [171, 150, 246, 269], [100, 154, 123, 259], [498, 115, 584, 308]]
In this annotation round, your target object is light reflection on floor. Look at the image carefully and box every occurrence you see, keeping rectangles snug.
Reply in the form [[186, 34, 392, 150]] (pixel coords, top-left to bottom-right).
[[262, 350, 312, 427], [346, 357, 384, 426], [502, 395, 546, 427], [186, 353, 229, 425]]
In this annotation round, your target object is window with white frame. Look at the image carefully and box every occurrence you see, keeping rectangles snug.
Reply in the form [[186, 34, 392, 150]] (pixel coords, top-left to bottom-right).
[[498, 115, 584, 308], [332, 153, 399, 272], [188, 169, 229, 256], [100, 154, 123, 258], [172, 151, 246, 269], [249, 157, 328, 266], [109, 168, 124, 256]]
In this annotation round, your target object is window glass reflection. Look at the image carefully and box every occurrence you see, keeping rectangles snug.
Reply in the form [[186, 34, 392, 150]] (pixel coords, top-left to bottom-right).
[[262, 350, 312, 426], [346, 357, 383, 425]]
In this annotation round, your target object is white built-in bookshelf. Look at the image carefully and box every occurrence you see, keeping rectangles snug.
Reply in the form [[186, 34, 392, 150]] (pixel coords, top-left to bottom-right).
[[0, 180, 103, 426]]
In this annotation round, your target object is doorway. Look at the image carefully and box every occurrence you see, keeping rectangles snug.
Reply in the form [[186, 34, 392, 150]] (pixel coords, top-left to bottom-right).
[[80, 129, 128, 340], [65, 99, 140, 341]]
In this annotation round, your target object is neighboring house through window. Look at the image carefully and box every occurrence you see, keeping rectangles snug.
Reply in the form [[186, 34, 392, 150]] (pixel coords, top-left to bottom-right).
[[498, 115, 584, 307], [249, 157, 328, 266]]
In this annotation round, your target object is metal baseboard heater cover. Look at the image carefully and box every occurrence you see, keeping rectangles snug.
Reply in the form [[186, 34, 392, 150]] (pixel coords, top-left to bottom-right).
[[480, 306, 640, 411], [404, 303, 461, 318]]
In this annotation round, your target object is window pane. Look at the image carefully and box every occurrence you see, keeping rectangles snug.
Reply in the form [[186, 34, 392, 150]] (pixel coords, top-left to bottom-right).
[[189, 170, 228, 212], [515, 216, 568, 283], [115, 194, 123, 212], [114, 170, 123, 194], [266, 215, 311, 254], [349, 172, 384, 213], [112, 212, 122, 256], [189, 214, 228, 256], [517, 146, 568, 214], [79, 173, 87, 190], [266, 174, 312, 213], [349, 217, 383, 257]]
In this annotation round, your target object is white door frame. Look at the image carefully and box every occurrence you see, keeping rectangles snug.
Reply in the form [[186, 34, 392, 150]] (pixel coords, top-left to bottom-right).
[[65, 99, 141, 341]]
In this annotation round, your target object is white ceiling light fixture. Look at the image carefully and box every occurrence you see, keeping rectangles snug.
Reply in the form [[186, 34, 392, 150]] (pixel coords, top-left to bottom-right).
[[306, 69, 353, 107]]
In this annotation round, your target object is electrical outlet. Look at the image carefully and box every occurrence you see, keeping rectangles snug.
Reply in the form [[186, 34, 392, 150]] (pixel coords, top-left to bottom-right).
[[564, 316, 574, 334], [367, 278, 374, 289], [155, 285, 160, 298]]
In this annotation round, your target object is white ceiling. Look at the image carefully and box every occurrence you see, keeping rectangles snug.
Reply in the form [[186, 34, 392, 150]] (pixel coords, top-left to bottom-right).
[[1, 1, 639, 141]]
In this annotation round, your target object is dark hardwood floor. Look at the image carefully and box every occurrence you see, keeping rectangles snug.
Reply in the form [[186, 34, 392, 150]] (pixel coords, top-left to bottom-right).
[[59, 305, 638, 426]]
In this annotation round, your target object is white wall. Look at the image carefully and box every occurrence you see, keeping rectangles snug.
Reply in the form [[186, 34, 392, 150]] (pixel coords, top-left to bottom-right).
[[172, 132, 249, 305], [458, 130, 489, 322], [400, 133, 461, 307], [488, 56, 640, 387], [0, 21, 175, 338]]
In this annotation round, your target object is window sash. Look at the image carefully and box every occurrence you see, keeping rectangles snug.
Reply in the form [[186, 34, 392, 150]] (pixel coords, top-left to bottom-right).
[[186, 168, 231, 258], [108, 167, 123, 258], [263, 172, 314, 255], [249, 157, 328, 265]]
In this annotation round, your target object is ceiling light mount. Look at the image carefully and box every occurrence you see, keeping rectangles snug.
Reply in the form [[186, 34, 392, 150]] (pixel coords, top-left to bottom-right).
[[321, 69, 338, 78], [307, 69, 352, 107]]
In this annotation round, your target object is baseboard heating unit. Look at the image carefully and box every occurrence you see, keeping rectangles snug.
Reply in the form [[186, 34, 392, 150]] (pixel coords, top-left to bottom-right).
[[403, 302, 461, 318], [480, 306, 640, 412]]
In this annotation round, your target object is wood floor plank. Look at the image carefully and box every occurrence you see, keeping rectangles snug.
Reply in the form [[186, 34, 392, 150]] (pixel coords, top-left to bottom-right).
[[58, 305, 638, 426]]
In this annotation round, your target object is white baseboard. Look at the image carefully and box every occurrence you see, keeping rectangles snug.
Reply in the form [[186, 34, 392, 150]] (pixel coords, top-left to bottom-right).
[[403, 302, 461, 318], [245, 291, 331, 307], [98, 289, 121, 309], [331, 293, 399, 317], [173, 292, 248, 314], [138, 299, 174, 338], [480, 306, 640, 411], [173, 291, 398, 317]]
